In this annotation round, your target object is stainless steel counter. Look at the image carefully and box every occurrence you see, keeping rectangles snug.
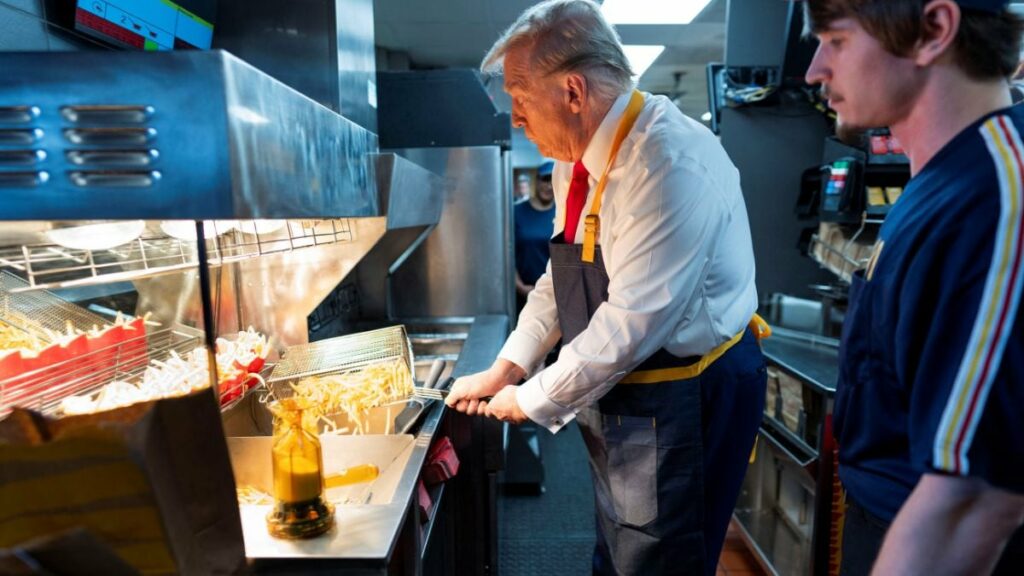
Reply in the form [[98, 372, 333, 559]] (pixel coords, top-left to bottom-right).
[[734, 327, 841, 576], [243, 314, 508, 573], [761, 328, 839, 394]]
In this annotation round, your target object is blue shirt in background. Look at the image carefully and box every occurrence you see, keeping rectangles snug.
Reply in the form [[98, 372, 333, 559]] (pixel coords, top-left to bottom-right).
[[514, 200, 555, 286]]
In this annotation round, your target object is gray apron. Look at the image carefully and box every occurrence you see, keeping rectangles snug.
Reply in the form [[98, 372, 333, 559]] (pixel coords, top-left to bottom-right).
[[548, 234, 766, 576]]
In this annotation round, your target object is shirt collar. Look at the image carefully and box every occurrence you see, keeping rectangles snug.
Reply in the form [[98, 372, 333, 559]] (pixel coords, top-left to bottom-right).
[[580, 91, 633, 179]]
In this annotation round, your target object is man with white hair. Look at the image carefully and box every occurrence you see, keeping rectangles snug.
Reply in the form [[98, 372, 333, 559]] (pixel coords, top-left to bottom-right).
[[446, 1, 767, 574]]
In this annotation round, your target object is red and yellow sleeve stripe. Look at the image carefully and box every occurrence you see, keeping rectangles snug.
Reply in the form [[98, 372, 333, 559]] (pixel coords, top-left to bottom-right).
[[933, 116, 1024, 474]]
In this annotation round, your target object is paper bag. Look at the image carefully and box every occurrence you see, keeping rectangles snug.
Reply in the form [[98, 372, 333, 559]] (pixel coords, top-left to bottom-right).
[[0, 388, 246, 575]]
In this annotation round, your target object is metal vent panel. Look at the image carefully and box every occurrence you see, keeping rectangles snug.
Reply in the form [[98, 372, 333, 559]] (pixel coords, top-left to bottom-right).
[[0, 108, 46, 192], [0, 50, 379, 220]]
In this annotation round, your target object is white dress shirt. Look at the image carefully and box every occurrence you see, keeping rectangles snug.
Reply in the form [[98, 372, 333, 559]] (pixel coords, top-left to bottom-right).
[[500, 91, 758, 433]]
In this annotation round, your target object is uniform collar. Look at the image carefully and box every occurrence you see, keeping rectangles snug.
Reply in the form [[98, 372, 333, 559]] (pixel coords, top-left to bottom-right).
[[580, 91, 633, 179]]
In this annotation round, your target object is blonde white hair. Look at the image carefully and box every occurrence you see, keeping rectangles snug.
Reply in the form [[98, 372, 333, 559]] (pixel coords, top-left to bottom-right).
[[481, 0, 634, 101]]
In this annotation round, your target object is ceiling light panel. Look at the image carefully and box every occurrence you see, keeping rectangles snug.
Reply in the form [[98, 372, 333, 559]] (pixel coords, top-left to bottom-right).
[[622, 45, 665, 78], [601, 0, 712, 25]]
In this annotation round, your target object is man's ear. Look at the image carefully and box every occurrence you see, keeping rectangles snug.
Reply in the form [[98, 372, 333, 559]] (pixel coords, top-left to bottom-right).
[[565, 72, 588, 114], [915, 0, 960, 67]]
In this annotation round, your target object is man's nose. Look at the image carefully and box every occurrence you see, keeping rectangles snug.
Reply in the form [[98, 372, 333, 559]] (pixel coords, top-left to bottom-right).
[[805, 43, 829, 86], [511, 112, 526, 129]]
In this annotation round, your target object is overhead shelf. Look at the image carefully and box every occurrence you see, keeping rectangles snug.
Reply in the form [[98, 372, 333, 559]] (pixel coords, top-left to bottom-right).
[[0, 219, 357, 292]]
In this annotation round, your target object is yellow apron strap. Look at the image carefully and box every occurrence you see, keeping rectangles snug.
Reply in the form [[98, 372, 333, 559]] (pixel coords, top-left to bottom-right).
[[621, 314, 770, 384], [620, 328, 744, 383], [746, 314, 770, 464], [581, 89, 645, 263], [748, 313, 772, 343]]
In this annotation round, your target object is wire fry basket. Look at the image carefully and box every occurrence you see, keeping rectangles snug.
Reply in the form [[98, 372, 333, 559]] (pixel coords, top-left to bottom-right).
[[0, 271, 112, 341], [0, 326, 203, 416], [266, 326, 418, 435], [268, 325, 415, 387]]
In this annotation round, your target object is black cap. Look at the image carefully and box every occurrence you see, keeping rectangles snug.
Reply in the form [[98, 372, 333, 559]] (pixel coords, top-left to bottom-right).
[[537, 160, 554, 178], [956, 0, 1010, 12]]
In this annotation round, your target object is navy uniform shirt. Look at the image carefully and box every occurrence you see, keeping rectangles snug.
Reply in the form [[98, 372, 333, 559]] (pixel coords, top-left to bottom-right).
[[513, 200, 555, 286], [835, 105, 1024, 522]]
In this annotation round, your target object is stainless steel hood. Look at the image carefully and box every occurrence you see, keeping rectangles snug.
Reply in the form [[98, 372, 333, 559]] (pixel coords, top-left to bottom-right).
[[0, 50, 379, 220], [372, 152, 446, 230], [0, 49, 449, 350]]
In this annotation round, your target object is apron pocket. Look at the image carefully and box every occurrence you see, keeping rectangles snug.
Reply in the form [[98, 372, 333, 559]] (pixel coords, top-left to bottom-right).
[[603, 414, 658, 528]]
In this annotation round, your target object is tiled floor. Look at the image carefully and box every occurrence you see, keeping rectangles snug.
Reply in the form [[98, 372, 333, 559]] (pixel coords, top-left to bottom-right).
[[717, 522, 768, 575], [499, 421, 768, 575], [499, 422, 594, 575]]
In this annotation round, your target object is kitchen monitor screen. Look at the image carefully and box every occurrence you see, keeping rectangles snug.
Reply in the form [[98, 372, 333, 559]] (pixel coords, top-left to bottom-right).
[[74, 0, 216, 51]]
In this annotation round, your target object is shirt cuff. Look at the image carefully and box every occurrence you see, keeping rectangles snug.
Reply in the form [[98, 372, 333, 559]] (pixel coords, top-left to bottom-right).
[[498, 330, 547, 375], [516, 376, 576, 433]]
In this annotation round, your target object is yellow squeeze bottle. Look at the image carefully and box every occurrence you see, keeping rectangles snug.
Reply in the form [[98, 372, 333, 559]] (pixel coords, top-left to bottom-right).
[[266, 398, 335, 539], [274, 454, 323, 503]]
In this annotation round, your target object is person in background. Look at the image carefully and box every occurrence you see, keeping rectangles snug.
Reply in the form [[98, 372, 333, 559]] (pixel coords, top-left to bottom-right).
[[803, 0, 1024, 574], [514, 172, 531, 204], [514, 160, 556, 309], [446, 1, 767, 574]]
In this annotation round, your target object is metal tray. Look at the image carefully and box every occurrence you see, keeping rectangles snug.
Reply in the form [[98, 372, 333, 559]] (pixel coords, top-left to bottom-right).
[[227, 434, 416, 507]]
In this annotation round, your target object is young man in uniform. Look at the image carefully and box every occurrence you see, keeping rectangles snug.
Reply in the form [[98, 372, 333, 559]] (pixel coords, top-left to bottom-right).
[[803, 0, 1024, 573], [446, 1, 767, 574]]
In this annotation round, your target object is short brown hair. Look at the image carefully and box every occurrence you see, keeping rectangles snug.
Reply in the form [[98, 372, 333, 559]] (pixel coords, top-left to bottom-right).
[[804, 0, 1023, 80]]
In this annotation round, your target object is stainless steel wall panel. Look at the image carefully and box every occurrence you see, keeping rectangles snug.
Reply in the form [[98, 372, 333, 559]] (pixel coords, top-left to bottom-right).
[[213, 0, 336, 111], [213, 0, 377, 133], [377, 70, 510, 151], [336, 0, 377, 133], [379, 146, 513, 319]]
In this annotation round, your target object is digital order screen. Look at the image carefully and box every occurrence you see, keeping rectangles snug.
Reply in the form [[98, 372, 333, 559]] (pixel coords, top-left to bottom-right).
[[74, 0, 216, 51]]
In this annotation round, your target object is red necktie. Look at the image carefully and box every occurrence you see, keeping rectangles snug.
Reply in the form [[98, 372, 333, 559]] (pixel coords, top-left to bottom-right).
[[564, 161, 590, 244]]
